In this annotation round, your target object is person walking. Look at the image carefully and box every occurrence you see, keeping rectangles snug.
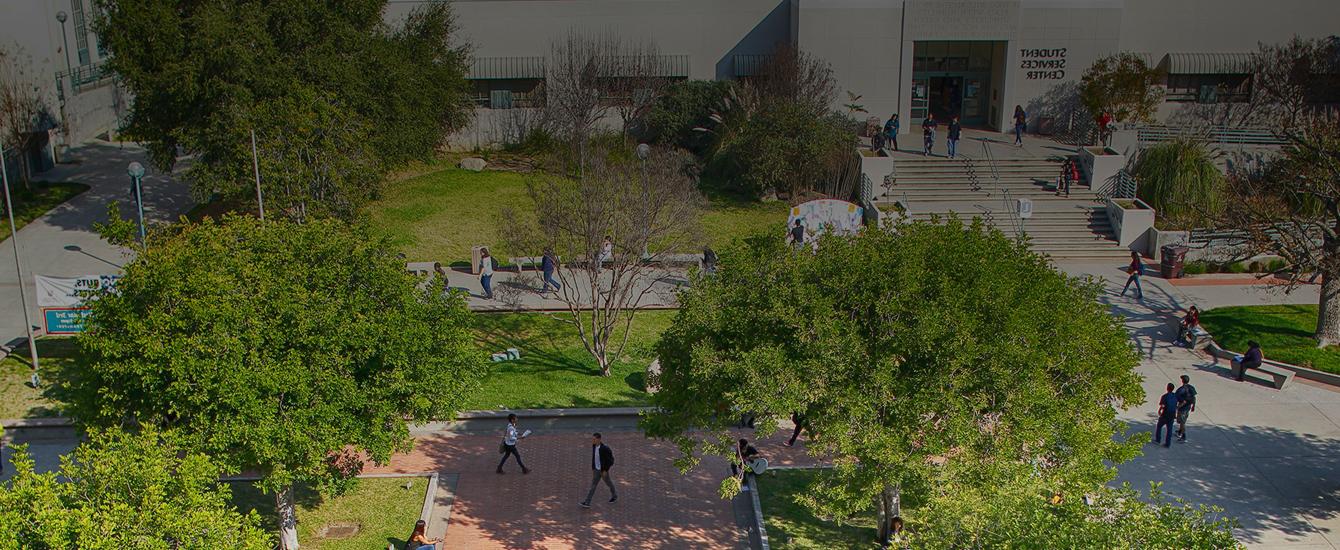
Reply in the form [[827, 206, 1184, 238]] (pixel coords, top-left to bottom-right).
[[1237, 341, 1264, 382], [1175, 375, 1197, 442], [479, 247, 495, 300], [921, 113, 937, 156], [1120, 251, 1144, 300], [598, 236, 613, 271], [788, 219, 807, 248], [497, 413, 531, 474], [884, 113, 900, 152], [702, 246, 718, 275], [580, 433, 617, 507], [1056, 159, 1073, 197], [784, 412, 806, 447], [541, 248, 561, 294], [946, 115, 962, 159], [1155, 382, 1178, 448], [1013, 105, 1027, 146]]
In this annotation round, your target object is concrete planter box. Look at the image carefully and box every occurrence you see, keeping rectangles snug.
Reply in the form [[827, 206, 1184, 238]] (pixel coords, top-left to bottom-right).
[[1147, 227, 1190, 261], [1105, 198, 1155, 249], [1080, 146, 1125, 191]]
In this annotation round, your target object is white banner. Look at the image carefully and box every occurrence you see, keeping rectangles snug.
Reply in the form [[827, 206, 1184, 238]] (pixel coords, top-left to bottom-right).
[[34, 274, 120, 308], [787, 199, 865, 239]]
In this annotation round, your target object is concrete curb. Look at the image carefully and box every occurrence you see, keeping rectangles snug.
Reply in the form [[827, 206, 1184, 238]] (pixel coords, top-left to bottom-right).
[[746, 474, 771, 550]]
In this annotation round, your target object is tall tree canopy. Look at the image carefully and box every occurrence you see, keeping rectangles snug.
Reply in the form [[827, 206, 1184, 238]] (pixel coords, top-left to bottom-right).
[[56, 215, 484, 548], [643, 220, 1145, 545], [92, 0, 472, 220], [0, 427, 272, 550], [1079, 52, 1164, 124]]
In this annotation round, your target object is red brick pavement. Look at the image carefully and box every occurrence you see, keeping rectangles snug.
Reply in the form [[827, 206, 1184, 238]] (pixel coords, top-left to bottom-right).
[[364, 429, 818, 550]]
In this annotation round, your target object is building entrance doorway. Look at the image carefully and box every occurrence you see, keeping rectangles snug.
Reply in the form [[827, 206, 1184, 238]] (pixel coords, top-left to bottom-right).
[[911, 41, 1005, 128]]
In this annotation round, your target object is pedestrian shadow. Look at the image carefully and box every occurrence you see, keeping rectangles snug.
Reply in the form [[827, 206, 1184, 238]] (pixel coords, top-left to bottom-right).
[[1114, 422, 1340, 546]]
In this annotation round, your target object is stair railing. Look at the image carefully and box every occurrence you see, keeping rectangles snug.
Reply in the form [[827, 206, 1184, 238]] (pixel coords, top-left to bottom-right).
[[980, 140, 1025, 239]]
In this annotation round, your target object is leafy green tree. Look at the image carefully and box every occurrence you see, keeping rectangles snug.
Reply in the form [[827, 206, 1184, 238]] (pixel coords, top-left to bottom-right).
[[92, 0, 472, 220], [0, 427, 272, 550], [903, 482, 1240, 548], [644, 220, 1145, 546], [1080, 52, 1164, 124], [1134, 139, 1225, 228], [643, 79, 732, 155], [56, 215, 484, 549]]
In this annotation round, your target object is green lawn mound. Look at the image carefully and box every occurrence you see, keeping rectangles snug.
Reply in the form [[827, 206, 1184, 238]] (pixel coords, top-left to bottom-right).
[[467, 310, 673, 410], [0, 338, 79, 419], [365, 167, 788, 263], [0, 181, 90, 242], [2, 311, 674, 418], [759, 469, 880, 549], [228, 477, 428, 550], [1200, 304, 1340, 374]]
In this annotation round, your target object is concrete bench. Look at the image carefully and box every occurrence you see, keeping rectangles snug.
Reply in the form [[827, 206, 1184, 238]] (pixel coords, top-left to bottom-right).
[[1167, 317, 1211, 350], [508, 256, 544, 270], [1231, 357, 1295, 389], [406, 262, 437, 276]]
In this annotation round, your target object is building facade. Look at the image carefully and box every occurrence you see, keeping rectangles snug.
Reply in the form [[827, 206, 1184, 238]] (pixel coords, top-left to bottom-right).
[[1, 0, 123, 152], [388, 0, 1337, 139]]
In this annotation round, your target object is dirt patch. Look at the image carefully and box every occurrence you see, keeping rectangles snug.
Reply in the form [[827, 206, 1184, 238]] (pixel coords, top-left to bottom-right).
[[316, 521, 361, 540]]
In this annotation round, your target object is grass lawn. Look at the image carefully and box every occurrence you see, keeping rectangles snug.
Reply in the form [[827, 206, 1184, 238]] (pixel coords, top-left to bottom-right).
[[0, 181, 90, 241], [366, 167, 787, 263], [467, 310, 674, 410], [1200, 304, 1340, 374], [758, 469, 880, 549], [228, 477, 428, 550], [0, 338, 79, 419]]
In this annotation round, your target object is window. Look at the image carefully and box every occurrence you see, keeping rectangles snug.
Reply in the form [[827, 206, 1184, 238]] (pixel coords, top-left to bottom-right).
[[71, 0, 90, 65], [1165, 73, 1252, 103], [470, 79, 543, 109]]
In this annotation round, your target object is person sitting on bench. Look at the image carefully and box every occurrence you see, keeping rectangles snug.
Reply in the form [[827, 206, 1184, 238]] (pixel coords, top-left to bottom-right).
[[1177, 306, 1201, 346], [1237, 341, 1264, 382]]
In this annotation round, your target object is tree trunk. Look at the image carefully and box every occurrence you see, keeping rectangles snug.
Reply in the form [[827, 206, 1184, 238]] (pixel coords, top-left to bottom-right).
[[276, 485, 300, 549], [596, 346, 611, 377], [875, 483, 901, 547], [1317, 272, 1340, 347]]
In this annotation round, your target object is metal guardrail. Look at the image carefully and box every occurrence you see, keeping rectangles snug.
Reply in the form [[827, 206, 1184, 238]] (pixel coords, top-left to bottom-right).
[[1136, 124, 1287, 146], [1098, 169, 1140, 200], [55, 61, 114, 96], [979, 140, 1025, 237]]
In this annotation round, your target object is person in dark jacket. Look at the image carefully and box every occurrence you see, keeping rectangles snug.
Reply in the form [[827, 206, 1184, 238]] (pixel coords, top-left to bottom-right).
[[921, 113, 938, 156], [884, 114, 900, 152], [1013, 105, 1027, 146], [1155, 382, 1178, 447], [1237, 341, 1264, 382], [731, 438, 760, 476], [541, 248, 561, 294], [581, 433, 617, 507], [946, 116, 962, 159]]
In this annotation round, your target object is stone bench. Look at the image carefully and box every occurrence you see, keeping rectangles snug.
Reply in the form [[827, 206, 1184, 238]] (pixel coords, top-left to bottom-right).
[[406, 262, 437, 276], [508, 256, 545, 270], [1167, 317, 1211, 350], [1231, 357, 1295, 389]]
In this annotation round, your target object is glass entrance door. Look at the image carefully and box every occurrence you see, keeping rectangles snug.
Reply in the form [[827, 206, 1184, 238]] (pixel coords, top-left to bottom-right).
[[912, 41, 1001, 127], [928, 76, 963, 121]]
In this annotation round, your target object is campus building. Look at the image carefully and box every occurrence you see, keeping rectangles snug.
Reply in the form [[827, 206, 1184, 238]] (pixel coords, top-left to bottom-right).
[[383, 0, 1338, 140]]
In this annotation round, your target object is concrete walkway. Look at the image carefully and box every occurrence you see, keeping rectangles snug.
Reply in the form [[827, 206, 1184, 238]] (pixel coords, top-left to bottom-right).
[[431, 267, 686, 312], [1058, 259, 1340, 549], [0, 141, 193, 346]]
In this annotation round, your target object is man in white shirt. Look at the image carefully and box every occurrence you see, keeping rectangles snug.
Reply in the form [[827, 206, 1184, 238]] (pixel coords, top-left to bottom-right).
[[497, 413, 529, 474], [580, 433, 617, 508]]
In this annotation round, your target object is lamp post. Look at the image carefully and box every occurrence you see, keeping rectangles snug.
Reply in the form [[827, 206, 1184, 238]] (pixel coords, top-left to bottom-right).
[[55, 11, 71, 77], [55, 11, 72, 144], [1, 147, 41, 372], [127, 162, 146, 244]]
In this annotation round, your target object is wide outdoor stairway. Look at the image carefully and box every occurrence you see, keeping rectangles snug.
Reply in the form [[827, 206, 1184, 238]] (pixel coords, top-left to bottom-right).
[[867, 154, 1131, 261]]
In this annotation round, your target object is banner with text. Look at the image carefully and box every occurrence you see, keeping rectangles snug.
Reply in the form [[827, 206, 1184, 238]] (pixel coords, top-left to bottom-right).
[[34, 274, 120, 334]]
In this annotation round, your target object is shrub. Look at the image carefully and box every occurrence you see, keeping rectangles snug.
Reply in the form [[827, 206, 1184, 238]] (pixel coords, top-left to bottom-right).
[[1266, 258, 1287, 273], [1183, 261, 1209, 275], [709, 104, 855, 197], [1227, 261, 1250, 273], [643, 80, 732, 155], [1135, 139, 1225, 229]]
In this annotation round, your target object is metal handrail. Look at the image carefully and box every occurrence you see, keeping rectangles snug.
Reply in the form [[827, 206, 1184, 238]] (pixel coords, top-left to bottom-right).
[[980, 141, 1024, 238], [1098, 169, 1139, 200]]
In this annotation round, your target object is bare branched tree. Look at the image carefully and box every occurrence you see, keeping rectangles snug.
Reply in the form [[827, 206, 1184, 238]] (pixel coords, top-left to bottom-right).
[[0, 43, 52, 191], [545, 30, 620, 171], [606, 40, 674, 136], [1218, 36, 1340, 344], [502, 145, 704, 376]]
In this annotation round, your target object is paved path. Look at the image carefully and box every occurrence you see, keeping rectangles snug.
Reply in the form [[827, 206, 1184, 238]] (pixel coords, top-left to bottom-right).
[[1059, 260, 1340, 549], [364, 428, 817, 549], [431, 268, 686, 312], [0, 141, 193, 346]]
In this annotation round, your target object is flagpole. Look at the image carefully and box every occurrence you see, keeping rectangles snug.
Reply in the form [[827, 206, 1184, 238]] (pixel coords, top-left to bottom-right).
[[1, 147, 40, 372]]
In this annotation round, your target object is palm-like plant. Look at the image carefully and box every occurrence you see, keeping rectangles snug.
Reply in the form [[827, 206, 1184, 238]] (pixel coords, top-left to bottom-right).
[[1134, 139, 1225, 228]]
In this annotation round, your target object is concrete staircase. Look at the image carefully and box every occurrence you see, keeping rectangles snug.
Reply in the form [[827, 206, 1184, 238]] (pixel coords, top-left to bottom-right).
[[867, 154, 1131, 261]]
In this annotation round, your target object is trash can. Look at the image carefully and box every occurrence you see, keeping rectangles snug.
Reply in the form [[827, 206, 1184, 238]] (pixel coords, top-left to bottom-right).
[[1160, 245, 1189, 279]]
